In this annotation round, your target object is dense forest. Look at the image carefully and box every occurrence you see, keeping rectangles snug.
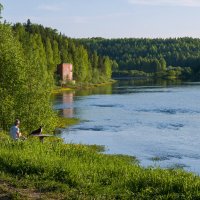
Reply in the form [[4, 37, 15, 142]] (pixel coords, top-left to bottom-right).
[[78, 38, 200, 79], [13, 20, 113, 84], [0, 5, 113, 131]]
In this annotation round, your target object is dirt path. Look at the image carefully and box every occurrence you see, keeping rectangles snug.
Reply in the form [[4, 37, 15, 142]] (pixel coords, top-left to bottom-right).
[[0, 180, 43, 199]]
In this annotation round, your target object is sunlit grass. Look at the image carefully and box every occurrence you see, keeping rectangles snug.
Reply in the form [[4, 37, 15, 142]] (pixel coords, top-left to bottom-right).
[[56, 117, 80, 129], [52, 87, 74, 94], [0, 131, 200, 199]]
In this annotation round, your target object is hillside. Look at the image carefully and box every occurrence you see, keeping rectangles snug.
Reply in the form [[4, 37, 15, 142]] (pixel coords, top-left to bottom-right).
[[78, 38, 200, 79]]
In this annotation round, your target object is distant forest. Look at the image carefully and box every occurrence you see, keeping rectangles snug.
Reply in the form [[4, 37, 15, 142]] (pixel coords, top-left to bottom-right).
[[78, 38, 200, 79], [12, 20, 114, 84], [10, 21, 200, 80]]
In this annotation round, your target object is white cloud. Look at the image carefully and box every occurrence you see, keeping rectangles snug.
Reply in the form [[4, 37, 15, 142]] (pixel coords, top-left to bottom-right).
[[38, 4, 62, 12], [128, 0, 200, 7]]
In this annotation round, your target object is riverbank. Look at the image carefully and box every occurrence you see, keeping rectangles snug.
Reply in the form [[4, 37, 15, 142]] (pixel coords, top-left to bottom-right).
[[53, 79, 116, 94], [57, 117, 80, 129], [0, 130, 200, 199]]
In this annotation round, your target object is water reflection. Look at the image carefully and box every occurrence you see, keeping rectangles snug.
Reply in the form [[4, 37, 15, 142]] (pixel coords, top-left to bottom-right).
[[53, 92, 75, 118], [75, 84, 113, 96], [62, 93, 74, 118], [114, 78, 183, 88]]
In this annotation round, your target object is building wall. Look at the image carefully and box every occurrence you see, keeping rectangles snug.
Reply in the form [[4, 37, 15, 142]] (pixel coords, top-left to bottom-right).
[[57, 63, 73, 81]]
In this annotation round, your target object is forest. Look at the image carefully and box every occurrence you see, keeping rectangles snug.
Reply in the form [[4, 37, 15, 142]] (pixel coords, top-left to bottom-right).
[[0, 16, 114, 131], [13, 20, 113, 84], [78, 38, 200, 79]]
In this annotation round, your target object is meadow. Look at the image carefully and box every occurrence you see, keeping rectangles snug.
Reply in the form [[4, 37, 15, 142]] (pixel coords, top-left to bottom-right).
[[0, 131, 200, 199]]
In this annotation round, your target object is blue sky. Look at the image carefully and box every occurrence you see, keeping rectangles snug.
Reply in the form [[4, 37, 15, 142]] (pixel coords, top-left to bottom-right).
[[1, 0, 200, 38]]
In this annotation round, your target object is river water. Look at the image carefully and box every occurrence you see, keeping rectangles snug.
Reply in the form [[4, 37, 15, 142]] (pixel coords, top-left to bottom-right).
[[54, 79, 200, 174]]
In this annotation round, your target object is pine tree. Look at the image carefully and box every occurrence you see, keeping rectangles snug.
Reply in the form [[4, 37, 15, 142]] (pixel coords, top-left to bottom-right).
[[103, 56, 112, 79], [45, 37, 54, 71], [0, 3, 3, 19], [52, 40, 61, 66], [74, 46, 89, 82]]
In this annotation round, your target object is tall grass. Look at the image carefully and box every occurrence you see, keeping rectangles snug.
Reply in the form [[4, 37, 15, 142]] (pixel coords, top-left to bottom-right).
[[0, 131, 200, 199]]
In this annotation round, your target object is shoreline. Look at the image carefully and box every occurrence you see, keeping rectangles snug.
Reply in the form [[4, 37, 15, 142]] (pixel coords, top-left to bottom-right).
[[52, 79, 117, 94], [0, 130, 200, 199]]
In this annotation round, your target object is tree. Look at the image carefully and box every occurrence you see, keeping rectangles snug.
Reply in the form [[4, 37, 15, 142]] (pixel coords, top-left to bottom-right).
[[60, 38, 69, 63], [112, 60, 119, 71], [52, 40, 61, 66], [159, 58, 167, 71], [0, 24, 26, 129], [45, 37, 54, 71], [0, 3, 3, 19], [25, 19, 31, 32], [74, 46, 89, 82], [103, 56, 112, 79], [0, 24, 57, 132], [91, 51, 99, 69]]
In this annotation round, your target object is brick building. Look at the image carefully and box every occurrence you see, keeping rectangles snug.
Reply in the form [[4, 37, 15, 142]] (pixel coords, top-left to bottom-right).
[[57, 63, 73, 82]]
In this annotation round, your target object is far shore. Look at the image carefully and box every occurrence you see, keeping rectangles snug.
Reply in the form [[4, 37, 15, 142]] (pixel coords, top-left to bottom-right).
[[52, 79, 117, 94]]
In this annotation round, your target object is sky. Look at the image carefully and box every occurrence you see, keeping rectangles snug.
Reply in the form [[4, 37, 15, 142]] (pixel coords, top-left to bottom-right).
[[1, 0, 200, 38]]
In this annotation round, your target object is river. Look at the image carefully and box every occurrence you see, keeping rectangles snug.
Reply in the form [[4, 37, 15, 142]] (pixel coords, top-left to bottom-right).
[[54, 79, 200, 174]]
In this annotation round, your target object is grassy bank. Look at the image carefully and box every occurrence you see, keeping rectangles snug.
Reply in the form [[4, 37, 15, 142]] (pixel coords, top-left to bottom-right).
[[53, 79, 116, 94], [56, 117, 80, 129], [52, 87, 73, 94], [0, 131, 200, 199]]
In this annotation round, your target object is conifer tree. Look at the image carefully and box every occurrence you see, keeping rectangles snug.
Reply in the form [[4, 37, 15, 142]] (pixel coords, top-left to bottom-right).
[[103, 56, 112, 79], [0, 3, 3, 19], [52, 40, 61, 66], [45, 37, 54, 71]]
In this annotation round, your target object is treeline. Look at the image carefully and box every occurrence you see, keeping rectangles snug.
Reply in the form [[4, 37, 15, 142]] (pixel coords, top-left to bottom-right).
[[0, 15, 114, 131], [0, 22, 57, 131], [13, 20, 113, 84], [78, 38, 200, 79]]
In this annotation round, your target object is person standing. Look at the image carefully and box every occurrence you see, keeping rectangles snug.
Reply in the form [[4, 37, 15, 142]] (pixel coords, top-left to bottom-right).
[[10, 119, 22, 140]]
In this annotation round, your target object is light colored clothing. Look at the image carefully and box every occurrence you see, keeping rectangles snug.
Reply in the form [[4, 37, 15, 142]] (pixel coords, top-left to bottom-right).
[[10, 125, 19, 140]]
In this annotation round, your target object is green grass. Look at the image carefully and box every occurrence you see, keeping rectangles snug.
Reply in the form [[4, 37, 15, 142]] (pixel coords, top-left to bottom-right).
[[53, 79, 117, 93], [52, 87, 74, 94], [0, 131, 200, 199], [56, 117, 80, 129]]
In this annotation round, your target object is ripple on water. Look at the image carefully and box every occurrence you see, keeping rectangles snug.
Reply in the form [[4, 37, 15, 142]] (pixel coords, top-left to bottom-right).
[[92, 104, 123, 108], [150, 154, 182, 161], [157, 123, 184, 130], [135, 108, 200, 115], [72, 126, 106, 132]]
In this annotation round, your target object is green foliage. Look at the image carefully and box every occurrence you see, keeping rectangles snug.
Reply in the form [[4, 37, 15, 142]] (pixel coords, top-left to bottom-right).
[[73, 45, 90, 82], [0, 135, 200, 199], [12, 21, 113, 84], [0, 24, 57, 132], [0, 20, 114, 132], [0, 24, 27, 129], [113, 70, 149, 78], [0, 3, 3, 19], [102, 56, 112, 79], [155, 67, 193, 80], [79, 38, 200, 78], [52, 40, 61, 67], [45, 37, 54, 71]]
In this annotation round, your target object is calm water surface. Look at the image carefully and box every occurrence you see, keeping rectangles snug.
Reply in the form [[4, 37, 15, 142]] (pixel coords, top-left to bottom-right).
[[54, 80, 200, 174]]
